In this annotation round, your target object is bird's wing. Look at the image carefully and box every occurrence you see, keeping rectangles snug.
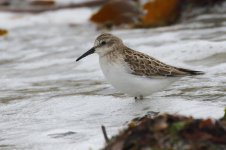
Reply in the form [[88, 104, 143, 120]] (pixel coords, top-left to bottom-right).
[[122, 48, 203, 77]]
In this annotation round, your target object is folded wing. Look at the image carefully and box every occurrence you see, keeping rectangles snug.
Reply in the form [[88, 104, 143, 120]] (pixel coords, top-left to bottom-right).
[[122, 48, 204, 77]]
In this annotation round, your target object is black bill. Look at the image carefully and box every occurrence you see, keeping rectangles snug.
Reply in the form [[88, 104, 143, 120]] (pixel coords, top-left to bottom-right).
[[76, 47, 95, 62]]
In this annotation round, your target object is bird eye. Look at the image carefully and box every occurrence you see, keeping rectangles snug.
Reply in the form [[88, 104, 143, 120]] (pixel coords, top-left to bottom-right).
[[101, 41, 106, 45]]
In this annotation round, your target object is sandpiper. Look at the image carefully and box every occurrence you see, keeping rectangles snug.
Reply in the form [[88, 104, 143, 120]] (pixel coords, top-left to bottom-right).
[[76, 33, 204, 99]]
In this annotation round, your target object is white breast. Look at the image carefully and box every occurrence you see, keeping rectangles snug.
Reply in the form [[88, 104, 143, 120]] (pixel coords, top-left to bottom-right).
[[99, 57, 180, 97]]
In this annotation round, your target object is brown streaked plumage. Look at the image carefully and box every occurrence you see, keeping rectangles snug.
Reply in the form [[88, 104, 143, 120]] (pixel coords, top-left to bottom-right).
[[122, 47, 204, 77]]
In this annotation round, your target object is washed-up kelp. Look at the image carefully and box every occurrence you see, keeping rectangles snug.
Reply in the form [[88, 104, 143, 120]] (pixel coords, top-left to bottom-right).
[[103, 111, 226, 150]]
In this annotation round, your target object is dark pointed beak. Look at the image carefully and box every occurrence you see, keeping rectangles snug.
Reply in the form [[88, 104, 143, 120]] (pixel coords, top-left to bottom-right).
[[76, 47, 95, 62]]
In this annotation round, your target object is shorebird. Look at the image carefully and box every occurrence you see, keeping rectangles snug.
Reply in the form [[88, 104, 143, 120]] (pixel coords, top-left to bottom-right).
[[76, 33, 204, 99]]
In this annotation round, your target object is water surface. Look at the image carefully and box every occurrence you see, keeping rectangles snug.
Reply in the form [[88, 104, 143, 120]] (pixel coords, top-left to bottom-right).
[[1, 6, 226, 150]]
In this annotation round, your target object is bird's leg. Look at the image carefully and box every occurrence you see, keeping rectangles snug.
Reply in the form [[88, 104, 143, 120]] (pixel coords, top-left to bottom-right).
[[139, 95, 143, 100]]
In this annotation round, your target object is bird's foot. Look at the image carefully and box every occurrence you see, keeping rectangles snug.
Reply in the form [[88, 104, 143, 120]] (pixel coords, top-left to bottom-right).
[[134, 95, 143, 100]]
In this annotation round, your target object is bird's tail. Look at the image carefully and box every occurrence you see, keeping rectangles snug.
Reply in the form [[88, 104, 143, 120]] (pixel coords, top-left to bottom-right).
[[176, 67, 205, 75]]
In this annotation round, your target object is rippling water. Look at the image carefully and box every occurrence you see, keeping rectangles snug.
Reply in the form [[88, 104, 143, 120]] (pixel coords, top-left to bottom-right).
[[1, 7, 226, 150]]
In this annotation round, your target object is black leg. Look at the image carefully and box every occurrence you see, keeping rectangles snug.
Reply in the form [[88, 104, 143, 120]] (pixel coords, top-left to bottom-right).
[[139, 95, 143, 100]]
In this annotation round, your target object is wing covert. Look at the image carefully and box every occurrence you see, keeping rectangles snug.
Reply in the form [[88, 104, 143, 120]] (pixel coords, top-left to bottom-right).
[[122, 48, 195, 77]]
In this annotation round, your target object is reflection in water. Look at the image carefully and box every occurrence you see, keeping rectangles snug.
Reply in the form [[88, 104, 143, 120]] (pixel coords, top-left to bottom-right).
[[0, 8, 226, 150]]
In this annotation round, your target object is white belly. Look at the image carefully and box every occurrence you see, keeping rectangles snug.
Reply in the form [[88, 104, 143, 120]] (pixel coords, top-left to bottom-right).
[[99, 58, 180, 97]]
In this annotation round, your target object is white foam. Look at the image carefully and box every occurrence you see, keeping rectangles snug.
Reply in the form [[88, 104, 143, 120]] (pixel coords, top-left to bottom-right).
[[0, 8, 92, 29]]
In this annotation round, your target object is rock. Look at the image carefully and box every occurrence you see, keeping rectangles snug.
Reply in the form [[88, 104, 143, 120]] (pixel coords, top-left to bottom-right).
[[90, 0, 225, 29], [90, 0, 142, 28], [0, 0, 10, 6], [30, 0, 55, 6], [140, 0, 181, 27], [0, 29, 8, 36], [186, 0, 225, 7]]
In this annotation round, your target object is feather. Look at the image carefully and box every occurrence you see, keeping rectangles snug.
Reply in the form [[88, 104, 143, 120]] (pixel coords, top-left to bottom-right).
[[122, 47, 204, 77]]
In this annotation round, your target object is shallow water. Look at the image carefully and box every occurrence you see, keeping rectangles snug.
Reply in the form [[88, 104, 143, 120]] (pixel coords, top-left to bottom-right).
[[1, 6, 226, 150]]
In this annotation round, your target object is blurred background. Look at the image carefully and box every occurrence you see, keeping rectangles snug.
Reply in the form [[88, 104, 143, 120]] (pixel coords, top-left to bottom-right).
[[0, 0, 226, 149]]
